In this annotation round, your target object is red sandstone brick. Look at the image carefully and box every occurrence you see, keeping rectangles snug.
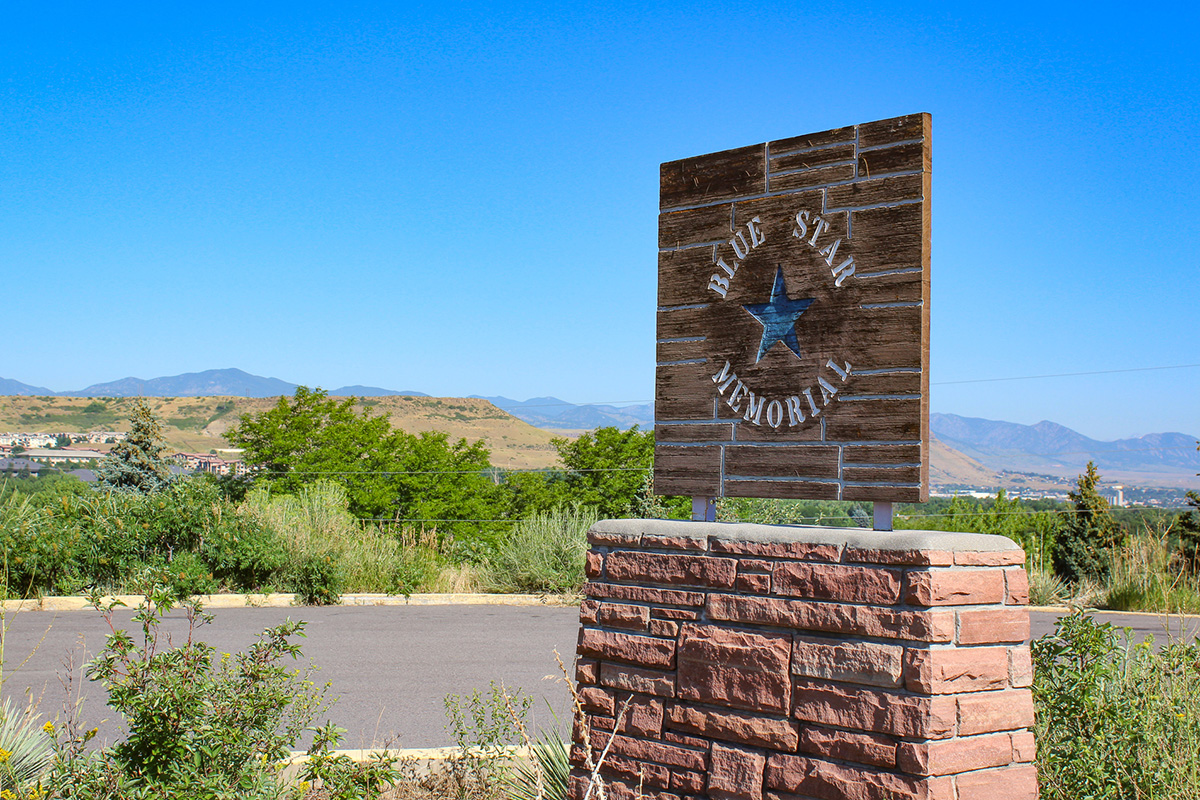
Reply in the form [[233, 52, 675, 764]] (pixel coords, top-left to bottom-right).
[[1009, 647, 1034, 687], [599, 733, 708, 771], [765, 753, 936, 799], [667, 703, 800, 750], [663, 729, 710, 750], [708, 743, 766, 800], [904, 647, 1010, 694], [584, 581, 705, 607], [737, 572, 771, 594], [650, 619, 680, 638], [580, 687, 614, 715], [739, 559, 774, 572], [896, 732, 1013, 775], [955, 764, 1038, 800], [587, 530, 640, 546], [591, 753, 672, 789], [792, 679, 956, 739], [1005, 568, 1030, 604], [956, 689, 1035, 735], [599, 663, 677, 697], [711, 539, 842, 561], [606, 551, 738, 589], [708, 593, 955, 642], [798, 726, 897, 768], [598, 602, 651, 632], [585, 550, 605, 579], [843, 548, 954, 566], [579, 629, 676, 669], [1011, 730, 1036, 762], [671, 770, 706, 794], [591, 714, 615, 731], [957, 608, 1030, 644], [792, 636, 904, 688], [954, 550, 1025, 566], [677, 624, 792, 714], [580, 599, 599, 624], [619, 697, 665, 737], [642, 533, 708, 551], [773, 562, 902, 604], [652, 607, 702, 620], [576, 658, 599, 684], [904, 569, 1005, 606]]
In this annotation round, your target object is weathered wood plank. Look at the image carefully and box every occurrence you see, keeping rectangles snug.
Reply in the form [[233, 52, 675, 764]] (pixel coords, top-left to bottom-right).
[[659, 204, 733, 249], [724, 445, 840, 479], [655, 445, 722, 495], [858, 113, 928, 149], [655, 423, 735, 443], [660, 145, 765, 210]]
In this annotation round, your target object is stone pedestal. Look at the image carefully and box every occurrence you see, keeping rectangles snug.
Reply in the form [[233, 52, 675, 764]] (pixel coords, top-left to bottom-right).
[[569, 520, 1038, 800]]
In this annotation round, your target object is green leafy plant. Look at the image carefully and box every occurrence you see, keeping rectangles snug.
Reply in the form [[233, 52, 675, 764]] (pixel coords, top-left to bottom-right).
[[45, 584, 325, 799], [289, 722, 404, 800], [1031, 610, 1200, 799], [443, 682, 533, 800]]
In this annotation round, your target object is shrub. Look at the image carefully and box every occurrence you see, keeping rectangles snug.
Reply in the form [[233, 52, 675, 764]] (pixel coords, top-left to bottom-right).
[[484, 507, 598, 594], [289, 552, 343, 606], [46, 585, 325, 799], [1031, 610, 1200, 799]]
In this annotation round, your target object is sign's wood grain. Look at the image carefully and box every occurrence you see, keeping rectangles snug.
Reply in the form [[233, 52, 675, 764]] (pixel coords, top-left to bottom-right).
[[654, 113, 931, 503]]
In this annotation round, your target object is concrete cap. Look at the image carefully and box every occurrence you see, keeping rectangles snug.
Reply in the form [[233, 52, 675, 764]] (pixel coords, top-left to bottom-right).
[[590, 518, 1021, 555]]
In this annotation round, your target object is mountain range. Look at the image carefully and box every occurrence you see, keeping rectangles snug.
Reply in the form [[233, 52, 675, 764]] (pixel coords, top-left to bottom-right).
[[0, 369, 427, 400], [2, 370, 1195, 485], [930, 413, 1199, 482]]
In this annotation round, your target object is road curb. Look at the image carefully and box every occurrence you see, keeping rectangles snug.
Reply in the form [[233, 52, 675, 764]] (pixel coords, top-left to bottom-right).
[[1, 592, 580, 613], [1027, 605, 1200, 620]]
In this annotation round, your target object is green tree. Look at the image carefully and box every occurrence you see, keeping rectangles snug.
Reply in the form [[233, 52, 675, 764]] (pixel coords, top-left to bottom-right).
[[1053, 461, 1123, 582], [550, 426, 687, 519], [95, 398, 173, 494], [226, 387, 502, 549]]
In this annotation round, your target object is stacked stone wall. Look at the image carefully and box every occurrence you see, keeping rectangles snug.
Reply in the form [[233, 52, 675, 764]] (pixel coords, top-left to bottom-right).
[[570, 520, 1037, 800]]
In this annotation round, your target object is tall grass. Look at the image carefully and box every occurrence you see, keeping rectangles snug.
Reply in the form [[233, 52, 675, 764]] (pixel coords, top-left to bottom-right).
[[242, 481, 441, 598], [484, 507, 598, 594], [1104, 525, 1200, 614]]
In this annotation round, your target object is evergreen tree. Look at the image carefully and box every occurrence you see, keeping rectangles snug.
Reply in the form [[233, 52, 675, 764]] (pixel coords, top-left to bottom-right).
[[1053, 461, 1122, 582], [96, 399, 173, 494]]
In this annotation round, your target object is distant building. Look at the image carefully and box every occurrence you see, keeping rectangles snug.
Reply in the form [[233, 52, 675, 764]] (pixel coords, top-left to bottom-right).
[[172, 452, 248, 476], [20, 448, 106, 464], [0, 458, 44, 477]]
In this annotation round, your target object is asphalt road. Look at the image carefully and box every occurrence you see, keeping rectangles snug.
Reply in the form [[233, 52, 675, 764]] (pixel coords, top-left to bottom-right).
[[2, 604, 1196, 750]]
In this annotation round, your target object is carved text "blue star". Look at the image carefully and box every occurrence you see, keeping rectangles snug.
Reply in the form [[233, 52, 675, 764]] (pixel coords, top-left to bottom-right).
[[742, 266, 814, 363]]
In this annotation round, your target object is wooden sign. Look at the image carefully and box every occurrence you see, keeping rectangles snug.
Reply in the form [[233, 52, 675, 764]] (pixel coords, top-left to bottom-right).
[[654, 114, 931, 504]]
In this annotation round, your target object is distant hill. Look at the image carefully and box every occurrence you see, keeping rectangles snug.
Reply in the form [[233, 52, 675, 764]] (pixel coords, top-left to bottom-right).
[[472, 395, 655, 430], [931, 412, 1199, 483], [0, 378, 54, 396], [63, 369, 299, 398], [0, 395, 560, 470], [329, 385, 428, 397]]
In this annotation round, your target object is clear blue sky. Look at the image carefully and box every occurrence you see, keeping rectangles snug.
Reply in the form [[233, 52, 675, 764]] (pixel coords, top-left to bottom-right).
[[3, 1, 1196, 441]]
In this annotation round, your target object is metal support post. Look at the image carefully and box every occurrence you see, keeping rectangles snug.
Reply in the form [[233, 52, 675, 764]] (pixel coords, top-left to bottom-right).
[[691, 496, 716, 522], [873, 501, 894, 531]]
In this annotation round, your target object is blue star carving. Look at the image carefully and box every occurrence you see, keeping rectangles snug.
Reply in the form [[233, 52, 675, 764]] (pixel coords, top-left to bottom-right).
[[742, 266, 814, 363]]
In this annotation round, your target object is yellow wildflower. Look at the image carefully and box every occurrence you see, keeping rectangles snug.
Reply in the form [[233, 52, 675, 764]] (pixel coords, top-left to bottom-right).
[[2, 789, 16, 800], [42, 721, 54, 734], [0, 747, 12, 763]]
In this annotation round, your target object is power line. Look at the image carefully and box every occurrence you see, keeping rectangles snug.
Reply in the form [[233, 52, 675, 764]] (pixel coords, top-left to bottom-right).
[[932, 363, 1200, 386]]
